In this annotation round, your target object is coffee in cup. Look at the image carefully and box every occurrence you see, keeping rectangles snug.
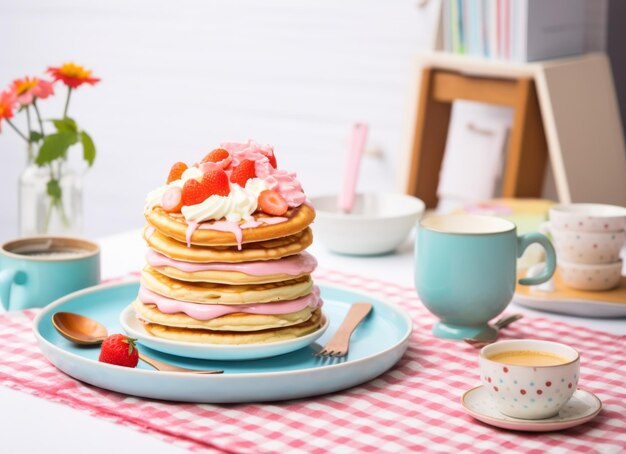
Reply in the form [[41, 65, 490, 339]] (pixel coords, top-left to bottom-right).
[[0, 236, 100, 311], [487, 350, 569, 367], [479, 339, 580, 419]]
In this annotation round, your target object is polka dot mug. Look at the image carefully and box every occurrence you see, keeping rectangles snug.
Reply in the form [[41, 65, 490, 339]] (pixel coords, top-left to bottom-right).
[[479, 340, 580, 419], [548, 204, 626, 233]]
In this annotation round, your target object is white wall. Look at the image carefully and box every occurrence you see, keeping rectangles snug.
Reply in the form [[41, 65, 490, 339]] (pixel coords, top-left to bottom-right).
[[0, 0, 431, 241]]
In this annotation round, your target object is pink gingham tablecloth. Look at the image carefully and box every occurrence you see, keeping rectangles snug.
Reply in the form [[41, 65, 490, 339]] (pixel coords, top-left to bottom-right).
[[0, 269, 625, 453]]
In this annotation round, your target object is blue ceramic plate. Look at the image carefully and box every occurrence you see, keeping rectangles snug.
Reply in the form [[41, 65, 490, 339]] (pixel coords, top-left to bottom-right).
[[33, 279, 412, 403], [120, 304, 330, 360]]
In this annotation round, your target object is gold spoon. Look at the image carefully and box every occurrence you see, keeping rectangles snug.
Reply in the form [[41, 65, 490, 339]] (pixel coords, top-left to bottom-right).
[[52, 312, 223, 374], [463, 314, 524, 349]]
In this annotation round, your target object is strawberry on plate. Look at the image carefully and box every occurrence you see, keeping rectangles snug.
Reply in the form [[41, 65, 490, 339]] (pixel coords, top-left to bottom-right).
[[98, 334, 139, 368], [167, 162, 188, 184], [230, 159, 256, 187], [182, 167, 230, 206], [258, 189, 288, 216]]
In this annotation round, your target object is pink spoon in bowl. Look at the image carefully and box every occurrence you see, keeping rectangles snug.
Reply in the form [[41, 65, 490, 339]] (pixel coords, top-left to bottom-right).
[[337, 122, 368, 213]]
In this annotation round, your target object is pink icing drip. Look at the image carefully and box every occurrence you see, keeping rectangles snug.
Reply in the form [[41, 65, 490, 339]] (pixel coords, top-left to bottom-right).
[[138, 286, 322, 321], [240, 219, 261, 229], [146, 249, 318, 276], [185, 216, 288, 250], [199, 220, 243, 250], [186, 221, 199, 247], [257, 216, 288, 225]]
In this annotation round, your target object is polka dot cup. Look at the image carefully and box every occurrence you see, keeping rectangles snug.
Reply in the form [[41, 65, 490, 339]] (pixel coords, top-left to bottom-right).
[[550, 228, 625, 264], [559, 259, 622, 291], [549, 204, 626, 233], [479, 340, 580, 420]]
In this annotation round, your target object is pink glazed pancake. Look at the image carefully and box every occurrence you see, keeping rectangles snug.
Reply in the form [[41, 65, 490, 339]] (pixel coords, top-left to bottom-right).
[[145, 249, 318, 285]]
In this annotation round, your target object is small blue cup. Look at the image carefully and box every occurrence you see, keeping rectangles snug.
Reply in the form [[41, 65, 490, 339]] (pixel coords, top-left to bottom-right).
[[0, 236, 100, 311], [415, 214, 556, 339]]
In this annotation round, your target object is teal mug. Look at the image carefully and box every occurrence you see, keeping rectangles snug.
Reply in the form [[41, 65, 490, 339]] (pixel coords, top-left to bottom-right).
[[415, 214, 556, 339], [0, 236, 100, 311]]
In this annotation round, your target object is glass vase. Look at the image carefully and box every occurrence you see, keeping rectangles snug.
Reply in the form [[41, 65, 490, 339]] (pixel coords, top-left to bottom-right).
[[18, 160, 83, 236]]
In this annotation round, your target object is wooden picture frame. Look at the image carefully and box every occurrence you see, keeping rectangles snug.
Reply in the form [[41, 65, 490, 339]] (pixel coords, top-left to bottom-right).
[[399, 52, 626, 208]]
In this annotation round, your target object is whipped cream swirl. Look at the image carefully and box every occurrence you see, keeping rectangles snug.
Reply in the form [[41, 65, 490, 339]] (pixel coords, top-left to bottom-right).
[[181, 178, 267, 223]]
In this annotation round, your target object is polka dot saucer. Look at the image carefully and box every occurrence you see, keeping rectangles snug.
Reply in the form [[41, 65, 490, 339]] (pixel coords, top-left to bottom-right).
[[461, 385, 602, 432]]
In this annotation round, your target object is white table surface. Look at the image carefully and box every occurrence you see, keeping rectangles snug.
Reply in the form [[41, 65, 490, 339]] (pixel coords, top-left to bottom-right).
[[2, 229, 625, 453]]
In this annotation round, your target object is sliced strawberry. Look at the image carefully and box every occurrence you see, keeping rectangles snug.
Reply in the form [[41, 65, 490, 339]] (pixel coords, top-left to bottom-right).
[[161, 186, 183, 212], [230, 159, 256, 187], [201, 148, 232, 169], [166, 162, 188, 183], [258, 189, 288, 216], [182, 168, 230, 206]]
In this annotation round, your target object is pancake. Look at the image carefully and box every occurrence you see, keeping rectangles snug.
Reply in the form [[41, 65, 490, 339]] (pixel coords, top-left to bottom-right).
[[140, 309, 324, 344], [133, 298, 319, 331], [145, 249, 317, 285], [144, 225, 313, 263], [141, 265, 313, 304], [152, 267, 310, 285], [145, 204, 315, 247], [147, 255, 315, 285]]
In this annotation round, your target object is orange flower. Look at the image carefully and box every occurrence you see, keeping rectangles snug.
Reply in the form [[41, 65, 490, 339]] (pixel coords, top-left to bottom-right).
[[0, 90, 17, 132], [12, 76, 54, 106], [47, 62, 100, 89]]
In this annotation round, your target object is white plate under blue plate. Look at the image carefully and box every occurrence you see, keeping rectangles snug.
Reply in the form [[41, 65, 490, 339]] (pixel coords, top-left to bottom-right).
[[120, 304, 329, 360], [33, 279, 412, 403]]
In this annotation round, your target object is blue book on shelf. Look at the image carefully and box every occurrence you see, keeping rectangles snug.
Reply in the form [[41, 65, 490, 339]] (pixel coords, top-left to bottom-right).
[[457, 0, 465, 54]]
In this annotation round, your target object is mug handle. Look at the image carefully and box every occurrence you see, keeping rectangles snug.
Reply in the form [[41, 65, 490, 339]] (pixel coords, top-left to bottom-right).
[[0, 269, 18, 311], [517, 232, 556, 286]]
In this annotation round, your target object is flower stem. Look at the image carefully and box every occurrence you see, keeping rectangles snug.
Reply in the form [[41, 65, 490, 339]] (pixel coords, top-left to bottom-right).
[[43, 196, 54, 233], [63, 87, 72, 118], [26, 106, 32, 138], [33, 100, 45, 137], [25, 108, 34, 163], [6, 119, 29, 142], [57, 196, 70, 228]]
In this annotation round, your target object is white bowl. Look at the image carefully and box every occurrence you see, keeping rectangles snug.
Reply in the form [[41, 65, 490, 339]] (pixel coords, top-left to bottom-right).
[[310, 193, 425, 255], [558, 259, 623, 291]]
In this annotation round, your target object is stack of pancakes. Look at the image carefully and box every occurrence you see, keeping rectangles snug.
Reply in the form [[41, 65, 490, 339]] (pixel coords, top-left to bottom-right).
[[133, 203, 324, 345]]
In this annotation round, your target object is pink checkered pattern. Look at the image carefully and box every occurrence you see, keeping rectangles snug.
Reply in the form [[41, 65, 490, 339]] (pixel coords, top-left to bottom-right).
[[1, 269, 625, 453]]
